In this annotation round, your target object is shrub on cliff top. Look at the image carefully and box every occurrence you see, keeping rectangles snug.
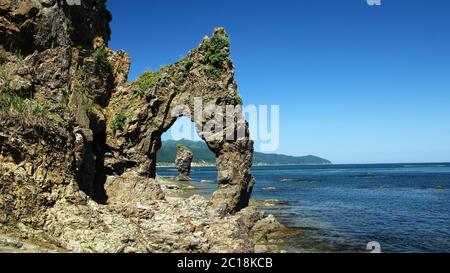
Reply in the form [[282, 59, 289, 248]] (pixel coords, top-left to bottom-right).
[[200, 31, 230, 68]]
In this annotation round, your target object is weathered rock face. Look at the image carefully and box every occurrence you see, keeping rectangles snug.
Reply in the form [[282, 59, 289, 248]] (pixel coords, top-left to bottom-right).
[[0, 0, 111, 54], [175, 145, 193, 181], [104, 171, 165, 207], [0, 113, 78, 228], [106, 28, 255, 213], [0, 0, 126, 236], [0, 0, 127, 204], [42, 193, 286, 253]]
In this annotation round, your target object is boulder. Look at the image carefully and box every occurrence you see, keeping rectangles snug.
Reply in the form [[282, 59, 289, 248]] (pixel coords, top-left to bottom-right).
[[105, 172, 165, 207]]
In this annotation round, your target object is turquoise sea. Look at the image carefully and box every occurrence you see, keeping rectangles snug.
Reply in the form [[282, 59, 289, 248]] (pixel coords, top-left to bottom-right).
[[157, 163, 450, 253]]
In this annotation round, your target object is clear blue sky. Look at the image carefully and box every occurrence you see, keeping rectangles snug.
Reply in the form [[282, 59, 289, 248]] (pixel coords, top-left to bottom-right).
[[107, 0, 450, 164]]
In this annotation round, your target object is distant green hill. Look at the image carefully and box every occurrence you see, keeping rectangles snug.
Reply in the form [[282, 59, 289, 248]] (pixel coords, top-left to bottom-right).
[[157, 140, 332, 165]]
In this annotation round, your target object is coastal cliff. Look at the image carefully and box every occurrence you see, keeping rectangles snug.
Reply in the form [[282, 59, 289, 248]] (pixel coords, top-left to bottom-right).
[[0, 0, 293, 253]]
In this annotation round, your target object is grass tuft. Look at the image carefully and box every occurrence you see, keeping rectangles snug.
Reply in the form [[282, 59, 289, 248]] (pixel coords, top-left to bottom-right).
[[235, 90, 243, 105], [93, 47, 111, 71], [180, 58, 193, 70], [134, 70, 161, 96], [111, 111, 127, 133], [203, 65, 221, 79], [66, 18, 75, 36], [60, 85, 70, 104], [0, 48, 7, 64]]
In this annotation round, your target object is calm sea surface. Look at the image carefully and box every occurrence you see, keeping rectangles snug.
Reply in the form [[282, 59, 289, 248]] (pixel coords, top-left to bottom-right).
[[157, 163, 450, 253]]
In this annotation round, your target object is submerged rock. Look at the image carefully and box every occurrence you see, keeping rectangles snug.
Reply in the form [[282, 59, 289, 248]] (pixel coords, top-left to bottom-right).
[[250, 215, 301, 244], [249, 199, 286, 207]]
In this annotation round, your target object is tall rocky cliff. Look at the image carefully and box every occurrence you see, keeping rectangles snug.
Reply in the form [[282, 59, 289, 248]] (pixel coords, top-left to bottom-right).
[[0, 0, 291, 253]]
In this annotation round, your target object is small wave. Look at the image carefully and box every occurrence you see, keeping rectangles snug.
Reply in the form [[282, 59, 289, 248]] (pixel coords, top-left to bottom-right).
[[199, 179, 215, 184], [280, 178, 315, 183], [352, 174, 384, 179], [402, 164, 447, 168]]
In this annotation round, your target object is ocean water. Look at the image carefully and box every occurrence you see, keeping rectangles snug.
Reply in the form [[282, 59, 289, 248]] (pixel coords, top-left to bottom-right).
[[157, 163, 450, 253]]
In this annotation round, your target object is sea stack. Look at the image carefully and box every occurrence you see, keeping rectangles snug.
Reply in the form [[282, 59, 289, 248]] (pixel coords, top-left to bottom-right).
[[176, 145, 194, 181]]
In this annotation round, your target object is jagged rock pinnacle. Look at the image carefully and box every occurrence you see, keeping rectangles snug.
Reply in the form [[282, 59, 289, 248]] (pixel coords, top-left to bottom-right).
[[176, 145, 194, 181]]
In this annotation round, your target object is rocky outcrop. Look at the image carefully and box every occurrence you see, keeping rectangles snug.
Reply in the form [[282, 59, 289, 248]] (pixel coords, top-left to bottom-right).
[[0, 0, 294, 253], [175, 145, 193, 181], [0, 0, 126, 243], [0, 0, 128, 204], [106, 28, 255, 213], [44, 194, 258, 253], [0, 113, 78, 228]]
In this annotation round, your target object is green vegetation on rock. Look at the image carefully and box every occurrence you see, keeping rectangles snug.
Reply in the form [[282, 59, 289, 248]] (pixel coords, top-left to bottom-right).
[[66, 18, 75, 36], [203, 65, 221, 79], [235, 90, 243, 105], [0, 67, 47, 115], [111, 111, 127, 133], [180, 58, 193, 70], [0, 68, 12, 93], [0, 48, 6, 64], [134, 70, 160, 96], [26, 99, 47, 115], [93, 47, 111, 70], [200, 29, 231, 79], [60, 85, 70, 104], [0, 91, 47, 115], [0, 92, 22, 112], [200, 30, 230, 67]]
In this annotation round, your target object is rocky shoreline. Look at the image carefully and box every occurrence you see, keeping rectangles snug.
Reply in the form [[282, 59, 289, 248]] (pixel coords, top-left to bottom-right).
[[0, 174, 297, 253]]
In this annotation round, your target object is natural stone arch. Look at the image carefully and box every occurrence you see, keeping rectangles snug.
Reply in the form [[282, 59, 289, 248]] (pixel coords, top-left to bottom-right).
[[106, 28, 255, 212]]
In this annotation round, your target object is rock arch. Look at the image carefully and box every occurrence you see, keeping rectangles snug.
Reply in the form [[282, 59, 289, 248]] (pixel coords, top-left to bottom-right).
[[106, 28, 255, 212]]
